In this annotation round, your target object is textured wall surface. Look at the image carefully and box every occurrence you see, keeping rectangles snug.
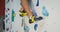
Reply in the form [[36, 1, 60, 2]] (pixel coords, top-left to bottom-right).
[[5, 0, 60, 32]]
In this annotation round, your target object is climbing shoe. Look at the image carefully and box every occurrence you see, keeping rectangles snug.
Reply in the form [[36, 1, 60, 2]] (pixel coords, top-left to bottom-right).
[[19, 10, 27, 17], [29, 16, 35, 23], [29, 16, 43, 24]]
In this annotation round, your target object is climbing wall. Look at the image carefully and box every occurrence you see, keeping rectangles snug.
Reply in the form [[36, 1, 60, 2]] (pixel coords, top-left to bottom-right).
[[5, 0, 60, 32]]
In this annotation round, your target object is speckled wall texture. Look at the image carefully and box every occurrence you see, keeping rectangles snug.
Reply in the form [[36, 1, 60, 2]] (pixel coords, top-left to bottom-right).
[[5, 0, 60, 32]]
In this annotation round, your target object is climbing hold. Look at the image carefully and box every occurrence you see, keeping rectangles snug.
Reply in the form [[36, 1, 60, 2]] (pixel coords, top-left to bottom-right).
[[5, 8, 10, 12], [11, 9, 15, 22], [36, 0, 39, 6], [6, 19, 8, 23], [6, 28, 9, 31], [5, 15, 8, 18], [24, 26, 30, 31], [34, 16, 43, 21], [34, 24, 38, 31], [7, 8, 10, 10], [14, 13, 16, 17], [6, 18, 9, 23], [42, 6, 49, 16]]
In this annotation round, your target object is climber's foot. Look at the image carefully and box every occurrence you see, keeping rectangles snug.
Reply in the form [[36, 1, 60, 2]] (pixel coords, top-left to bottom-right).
[[29, 16, 35, 23], [29, 16, 43, 24], [19, 10, 27, 17]]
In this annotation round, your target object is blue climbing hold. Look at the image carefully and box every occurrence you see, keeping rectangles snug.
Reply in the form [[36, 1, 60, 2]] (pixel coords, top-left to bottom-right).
[[24, 26, 30, 31], [34, 24, 38, 31], [6, 19, 8, 23], [36, 0, 39, 6], [5, 15, 8, 18], [7, 18, 10, 23], [6, 18, 9, 23], [42, 6, 49, 16]]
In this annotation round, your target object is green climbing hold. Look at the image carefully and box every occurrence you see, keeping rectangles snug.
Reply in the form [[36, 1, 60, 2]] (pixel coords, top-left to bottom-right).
[[11, 9, 15, 22]]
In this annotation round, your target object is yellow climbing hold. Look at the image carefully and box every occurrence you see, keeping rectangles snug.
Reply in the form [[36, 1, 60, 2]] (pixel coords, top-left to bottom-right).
[[13, 13, 16, 17]]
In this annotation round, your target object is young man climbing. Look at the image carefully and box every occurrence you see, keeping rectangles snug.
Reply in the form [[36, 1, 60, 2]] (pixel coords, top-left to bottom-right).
[[19, 0, 43, 23]]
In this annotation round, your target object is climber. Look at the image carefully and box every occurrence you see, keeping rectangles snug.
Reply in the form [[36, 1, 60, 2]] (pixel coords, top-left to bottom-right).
[[20, 0, 43, 23]]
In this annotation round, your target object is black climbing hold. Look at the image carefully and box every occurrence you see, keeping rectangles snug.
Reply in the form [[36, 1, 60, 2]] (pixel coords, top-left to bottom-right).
[[6, 28, 9, 31], [7, 8, 10, 10], [29, 19, 33, 24], [34, 16, 43, 21]]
